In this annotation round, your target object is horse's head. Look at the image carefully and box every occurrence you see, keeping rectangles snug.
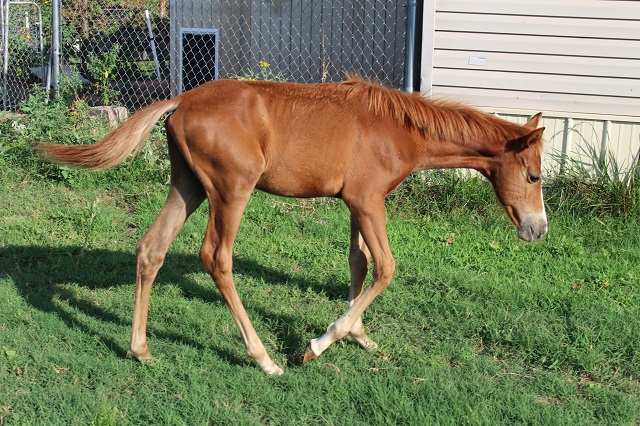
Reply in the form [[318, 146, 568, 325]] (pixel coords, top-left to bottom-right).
[[485, 114, 548, 242]]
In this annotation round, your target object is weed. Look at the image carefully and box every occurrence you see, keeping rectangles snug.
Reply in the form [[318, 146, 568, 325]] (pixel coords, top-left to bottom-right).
[[0, 85, 169, 187], [388, 147, 639, 221], [388, 170, 495, 218], [237, 60, 288, 82], [87, 44, 122, 106]]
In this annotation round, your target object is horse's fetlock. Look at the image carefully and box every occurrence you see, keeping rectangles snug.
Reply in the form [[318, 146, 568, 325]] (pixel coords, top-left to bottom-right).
[[327, 320, 350, 340], [246, 345, 267, 361]]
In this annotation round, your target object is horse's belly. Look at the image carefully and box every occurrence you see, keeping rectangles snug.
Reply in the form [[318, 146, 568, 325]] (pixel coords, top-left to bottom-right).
[[256, 163, 344, 198]]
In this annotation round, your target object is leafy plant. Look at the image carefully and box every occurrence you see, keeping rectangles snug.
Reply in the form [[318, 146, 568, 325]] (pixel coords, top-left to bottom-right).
[[57, 68, 87, 106], [237, 60, 288, 82], [0, 81, 172, 188], [87, 44, 121, 106]]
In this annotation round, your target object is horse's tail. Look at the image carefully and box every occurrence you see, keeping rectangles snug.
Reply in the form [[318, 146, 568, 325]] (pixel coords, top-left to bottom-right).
[[37, 98, 181, 171]]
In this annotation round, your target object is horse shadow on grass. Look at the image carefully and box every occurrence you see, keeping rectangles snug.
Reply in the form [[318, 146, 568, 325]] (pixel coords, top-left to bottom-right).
[[0, 245, 352, 367]]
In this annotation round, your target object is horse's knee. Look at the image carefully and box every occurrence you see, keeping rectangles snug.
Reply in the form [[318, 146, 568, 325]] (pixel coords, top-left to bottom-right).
[[136, 239, 165, 275]]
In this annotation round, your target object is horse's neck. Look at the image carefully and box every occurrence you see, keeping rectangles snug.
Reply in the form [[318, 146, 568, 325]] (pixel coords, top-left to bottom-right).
[[411, 110, 526, 173], [411, 132, 504, 174], [405, 107, 521, 173]]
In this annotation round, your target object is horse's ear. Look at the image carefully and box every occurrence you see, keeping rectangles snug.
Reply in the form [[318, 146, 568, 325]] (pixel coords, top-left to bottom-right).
[[524, 112, 543, 130], [508, 127, 545, 152], [520, 127, 545, 151]]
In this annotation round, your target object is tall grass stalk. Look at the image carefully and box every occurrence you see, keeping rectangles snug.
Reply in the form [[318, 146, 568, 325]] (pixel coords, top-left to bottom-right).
[[388, 170, 495, 217], [545, 144, 640, 217]]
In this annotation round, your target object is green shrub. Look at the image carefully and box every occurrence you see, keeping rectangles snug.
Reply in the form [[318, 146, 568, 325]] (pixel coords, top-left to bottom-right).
[[86, 44, 122, 106], [0, 87, 80, 179], [0, 85, 169, 188]]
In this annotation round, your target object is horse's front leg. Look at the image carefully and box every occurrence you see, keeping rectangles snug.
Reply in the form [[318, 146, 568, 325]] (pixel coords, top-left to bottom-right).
[[304, 198, 393, 361], [347, 214, 378, 351]]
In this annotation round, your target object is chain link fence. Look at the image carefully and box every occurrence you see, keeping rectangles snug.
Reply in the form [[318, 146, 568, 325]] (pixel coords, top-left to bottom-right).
[[59, 0, 171, 109], [171, 0, 408, 98], [1, 1, 46, 109], [1, 0, 408, 112]]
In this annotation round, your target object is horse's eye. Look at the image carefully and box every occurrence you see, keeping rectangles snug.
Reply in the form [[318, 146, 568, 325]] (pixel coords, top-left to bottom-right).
[[528, 174, 540, 184]]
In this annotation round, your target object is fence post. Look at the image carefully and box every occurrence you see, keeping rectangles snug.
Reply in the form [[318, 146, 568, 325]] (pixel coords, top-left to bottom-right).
[[560, 118, 573, 174], [599, 120, 611, 165], [51, 0, 60, 94], [144, 10, 161, 81], [404, 0, 417, 93], [2, 0, 8, 108]]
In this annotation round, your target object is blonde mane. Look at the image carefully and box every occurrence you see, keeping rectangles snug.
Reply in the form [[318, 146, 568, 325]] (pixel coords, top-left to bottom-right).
[[341, 75, 525, 146]]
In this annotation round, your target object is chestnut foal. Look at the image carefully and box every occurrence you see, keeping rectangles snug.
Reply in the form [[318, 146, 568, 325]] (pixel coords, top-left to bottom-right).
[[39, 77, 547, 374]]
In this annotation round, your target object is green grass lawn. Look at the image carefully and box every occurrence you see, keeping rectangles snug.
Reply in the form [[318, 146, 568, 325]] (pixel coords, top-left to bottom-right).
[[1, 160, 639, 424]]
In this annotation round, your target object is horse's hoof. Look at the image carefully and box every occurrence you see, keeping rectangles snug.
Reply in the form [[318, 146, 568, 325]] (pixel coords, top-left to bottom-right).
[[265, 364, 285, 376], [303, 343, 316, 363], [126, 349, 153, 362], [359, 338, 379, 351]]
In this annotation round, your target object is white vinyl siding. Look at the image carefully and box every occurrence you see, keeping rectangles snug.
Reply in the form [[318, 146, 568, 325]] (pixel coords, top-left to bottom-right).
[[421, 0, 640, 173], [493, 112, 640, 174], [421, 0, 640, 117]]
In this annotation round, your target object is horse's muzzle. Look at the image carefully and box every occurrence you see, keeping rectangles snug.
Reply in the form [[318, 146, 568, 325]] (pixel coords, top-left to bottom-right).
[[517, 218, 548, 242]]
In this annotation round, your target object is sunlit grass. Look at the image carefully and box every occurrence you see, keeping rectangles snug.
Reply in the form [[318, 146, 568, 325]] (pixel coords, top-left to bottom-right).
[[1, 170, 638, 424], [0, 93, 638, 424]]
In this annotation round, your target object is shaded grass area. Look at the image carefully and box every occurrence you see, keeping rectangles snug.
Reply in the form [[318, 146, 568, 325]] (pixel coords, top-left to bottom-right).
[[1, 164, 639, 424]]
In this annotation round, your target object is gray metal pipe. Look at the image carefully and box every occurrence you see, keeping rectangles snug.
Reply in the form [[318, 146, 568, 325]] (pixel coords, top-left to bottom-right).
[[3, 0, 10, 108], [145, 9, 162, 81], [51, 0, 59, 93], [404, 0, 417, 93]]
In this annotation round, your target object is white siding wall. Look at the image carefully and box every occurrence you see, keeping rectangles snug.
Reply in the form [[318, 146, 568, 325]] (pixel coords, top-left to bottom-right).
[[492, 111, 640, 174], [420, 0, 640, 173]]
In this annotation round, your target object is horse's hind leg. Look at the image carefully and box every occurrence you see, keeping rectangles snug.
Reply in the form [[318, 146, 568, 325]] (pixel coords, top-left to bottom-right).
[[348, 215, 378, 351], [127, 139, 206, 361], [199, 189, 284, 375]]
